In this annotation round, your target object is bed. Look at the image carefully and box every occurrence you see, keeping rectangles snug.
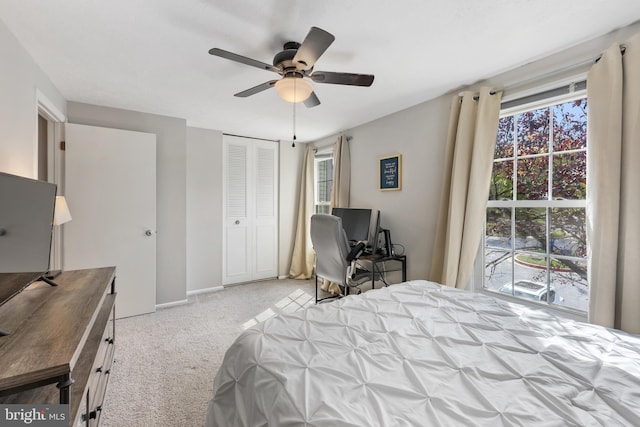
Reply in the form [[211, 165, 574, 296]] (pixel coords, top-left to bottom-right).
[[206, 280, 640, 426]]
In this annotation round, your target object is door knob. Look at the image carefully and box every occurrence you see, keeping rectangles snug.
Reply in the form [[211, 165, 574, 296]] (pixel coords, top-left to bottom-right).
[[235, 220, 240, 225], [145, 230, 155, 236]]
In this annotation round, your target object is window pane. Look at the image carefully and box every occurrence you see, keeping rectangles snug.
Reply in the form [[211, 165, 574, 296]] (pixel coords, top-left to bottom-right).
[[515, 208, 546, 252], [517, 108, 549, 156], [316, 204, 330, 214], [553, 98, 587, 152], [516, 156, 548, 200], [484, 249, 512, 291], [494, 254, 551, 304], [316, 158, 333, 204], [550, 208, 586, 257], [550, 259, 588, 312], [495, 116, 514, 159], [512, 254, 551, 303], [321, 178, 333, 203], [489, 160, 513, 200], [552, 152, 586, 199], [486, 208, 512, 249]]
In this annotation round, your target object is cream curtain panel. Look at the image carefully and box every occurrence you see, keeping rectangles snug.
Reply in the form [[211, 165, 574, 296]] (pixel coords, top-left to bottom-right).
[[289, 146, 316, 279], [330, 135, 350, 209], [587, 33, 640, 334], [429, 87, 502, 289], [322, 135, 351, 294]]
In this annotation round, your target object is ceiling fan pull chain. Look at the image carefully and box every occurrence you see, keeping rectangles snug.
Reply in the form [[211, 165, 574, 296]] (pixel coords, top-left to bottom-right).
[[292, 79, 297, 147]]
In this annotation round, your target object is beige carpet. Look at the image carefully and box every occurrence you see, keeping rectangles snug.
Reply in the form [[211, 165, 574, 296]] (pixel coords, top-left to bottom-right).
[[100, 278, 318, 427]]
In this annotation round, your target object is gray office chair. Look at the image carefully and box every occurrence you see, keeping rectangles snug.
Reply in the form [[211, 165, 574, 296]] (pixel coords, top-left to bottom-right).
[[310, 214, 371, 303]]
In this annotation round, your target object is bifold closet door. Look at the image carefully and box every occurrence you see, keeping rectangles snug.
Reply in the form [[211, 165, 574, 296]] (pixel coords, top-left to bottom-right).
[[223, 135, 278, 285], [64, 123, 157, 318]]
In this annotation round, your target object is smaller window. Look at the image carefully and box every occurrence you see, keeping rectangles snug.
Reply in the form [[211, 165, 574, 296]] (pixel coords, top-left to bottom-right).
[[314, 156, 333, 214]]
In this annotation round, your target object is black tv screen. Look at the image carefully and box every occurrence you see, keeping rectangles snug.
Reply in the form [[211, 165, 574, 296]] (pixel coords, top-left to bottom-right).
[[0, 172, 56, 307], [332, 208, 372, 243]]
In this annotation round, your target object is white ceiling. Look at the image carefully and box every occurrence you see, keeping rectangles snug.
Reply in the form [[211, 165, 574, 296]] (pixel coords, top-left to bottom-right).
[[2, 1, 640, 142]]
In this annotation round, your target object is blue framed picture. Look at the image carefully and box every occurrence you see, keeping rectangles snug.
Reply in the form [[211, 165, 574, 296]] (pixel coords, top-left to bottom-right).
[[379, 154, 402, 191]]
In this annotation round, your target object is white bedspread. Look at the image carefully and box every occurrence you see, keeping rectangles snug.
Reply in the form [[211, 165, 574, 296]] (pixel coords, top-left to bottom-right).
[[206, 280, 640, 426]]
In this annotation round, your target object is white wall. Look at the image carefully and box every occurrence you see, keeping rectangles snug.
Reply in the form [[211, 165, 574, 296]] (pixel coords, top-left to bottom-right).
[[0, 20, 66, 178], [67, 102, 187, 306], [186, 127, 223, 291], [347, 95, 452, 280]]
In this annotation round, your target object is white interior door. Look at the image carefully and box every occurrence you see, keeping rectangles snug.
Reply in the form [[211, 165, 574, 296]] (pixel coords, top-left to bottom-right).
[[64, 123, 156, 318], [223, 136, 278, 285]]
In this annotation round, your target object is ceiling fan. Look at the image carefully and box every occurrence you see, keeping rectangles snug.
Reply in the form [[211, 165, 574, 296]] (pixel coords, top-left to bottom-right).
[[208, 26, 374, 108]]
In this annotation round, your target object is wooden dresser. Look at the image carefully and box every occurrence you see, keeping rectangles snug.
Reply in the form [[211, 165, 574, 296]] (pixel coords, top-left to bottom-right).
[[0, 267, 116, 426]]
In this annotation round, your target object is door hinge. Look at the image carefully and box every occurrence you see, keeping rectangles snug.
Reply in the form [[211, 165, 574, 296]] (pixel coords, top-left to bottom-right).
[[60, 140, 66, 151]]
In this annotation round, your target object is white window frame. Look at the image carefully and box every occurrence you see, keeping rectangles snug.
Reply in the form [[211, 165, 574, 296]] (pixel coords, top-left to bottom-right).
[[475, 88, 588, 321]]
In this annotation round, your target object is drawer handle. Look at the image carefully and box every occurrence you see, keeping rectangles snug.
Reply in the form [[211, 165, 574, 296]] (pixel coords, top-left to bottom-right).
[[84, 406, 103, 421]]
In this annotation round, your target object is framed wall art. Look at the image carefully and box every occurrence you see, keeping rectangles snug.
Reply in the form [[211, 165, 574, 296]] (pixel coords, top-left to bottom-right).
[[379, 154, 402, 191]]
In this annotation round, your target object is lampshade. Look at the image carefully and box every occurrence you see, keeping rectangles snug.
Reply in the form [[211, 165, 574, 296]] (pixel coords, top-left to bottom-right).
[[54, 196, 72, 226], [275, 77, 313, 103]]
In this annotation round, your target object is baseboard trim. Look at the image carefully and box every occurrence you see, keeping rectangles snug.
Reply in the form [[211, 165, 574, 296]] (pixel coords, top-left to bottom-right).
[[156, 299, 188, 310], [278, 275, 289, 280], [187, 286, 224, 296]]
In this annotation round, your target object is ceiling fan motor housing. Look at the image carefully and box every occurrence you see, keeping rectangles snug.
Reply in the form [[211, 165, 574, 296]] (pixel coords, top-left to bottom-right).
[[273, 42, 309, 72]]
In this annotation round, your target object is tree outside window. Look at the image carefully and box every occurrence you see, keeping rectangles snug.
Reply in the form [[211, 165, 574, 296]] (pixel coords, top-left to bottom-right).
[[484, 97, 587, 312]]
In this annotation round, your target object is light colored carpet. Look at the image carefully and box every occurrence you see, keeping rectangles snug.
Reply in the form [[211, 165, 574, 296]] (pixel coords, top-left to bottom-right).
[[100, 278, 318, 427]]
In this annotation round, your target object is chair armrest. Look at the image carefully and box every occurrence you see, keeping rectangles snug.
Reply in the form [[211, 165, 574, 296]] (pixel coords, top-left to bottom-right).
[[347, 242, 366, 262]]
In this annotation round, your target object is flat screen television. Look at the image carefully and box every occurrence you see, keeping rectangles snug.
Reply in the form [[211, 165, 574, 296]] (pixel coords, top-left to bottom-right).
[[331, 208, 372, 243], [0, 172, 57, 312]]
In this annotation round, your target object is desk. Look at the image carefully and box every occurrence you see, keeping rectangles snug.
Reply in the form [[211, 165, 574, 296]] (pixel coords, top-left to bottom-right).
[[357, 254, 407, 289]]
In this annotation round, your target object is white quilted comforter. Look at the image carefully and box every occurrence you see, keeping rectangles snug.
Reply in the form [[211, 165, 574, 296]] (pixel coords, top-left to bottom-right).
[[206, 280, 640, 426]]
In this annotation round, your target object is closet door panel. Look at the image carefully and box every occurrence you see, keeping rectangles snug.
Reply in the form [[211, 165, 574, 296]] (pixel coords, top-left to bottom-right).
[[253, 142, 278, 280], [222, 136, 278, 284], [223, 138, 252, 284]]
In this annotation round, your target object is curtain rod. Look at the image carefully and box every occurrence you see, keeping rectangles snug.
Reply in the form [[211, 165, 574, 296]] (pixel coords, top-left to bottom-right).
[[312, 135, 352, 152], [222, 132, 279, 143], [470, 44, 626, 103], [501, 45, 626, 100]]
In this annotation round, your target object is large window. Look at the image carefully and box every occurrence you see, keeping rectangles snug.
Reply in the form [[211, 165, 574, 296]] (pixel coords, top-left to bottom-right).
[[315, 155, 333, 214], [483, 95, 588, 313]]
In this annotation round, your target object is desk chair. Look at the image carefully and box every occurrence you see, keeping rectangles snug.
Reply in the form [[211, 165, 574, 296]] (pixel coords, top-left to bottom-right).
[[310, 214, 371, 303]]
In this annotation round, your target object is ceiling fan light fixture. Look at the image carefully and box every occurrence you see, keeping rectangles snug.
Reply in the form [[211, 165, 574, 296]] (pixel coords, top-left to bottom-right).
[[275, 77, 312, 103]]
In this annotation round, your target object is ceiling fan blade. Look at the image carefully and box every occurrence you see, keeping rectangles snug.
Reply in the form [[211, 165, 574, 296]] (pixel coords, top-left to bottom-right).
[[304, 92, 321, 108], [209, 48, 281, 73], [292, 27, 335, 71], [234, 80, 278, 97], [309, 71, 374, 87]]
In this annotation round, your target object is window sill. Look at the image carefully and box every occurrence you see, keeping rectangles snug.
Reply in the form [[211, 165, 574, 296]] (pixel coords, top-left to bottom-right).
[[478, 288, 588, 323]]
